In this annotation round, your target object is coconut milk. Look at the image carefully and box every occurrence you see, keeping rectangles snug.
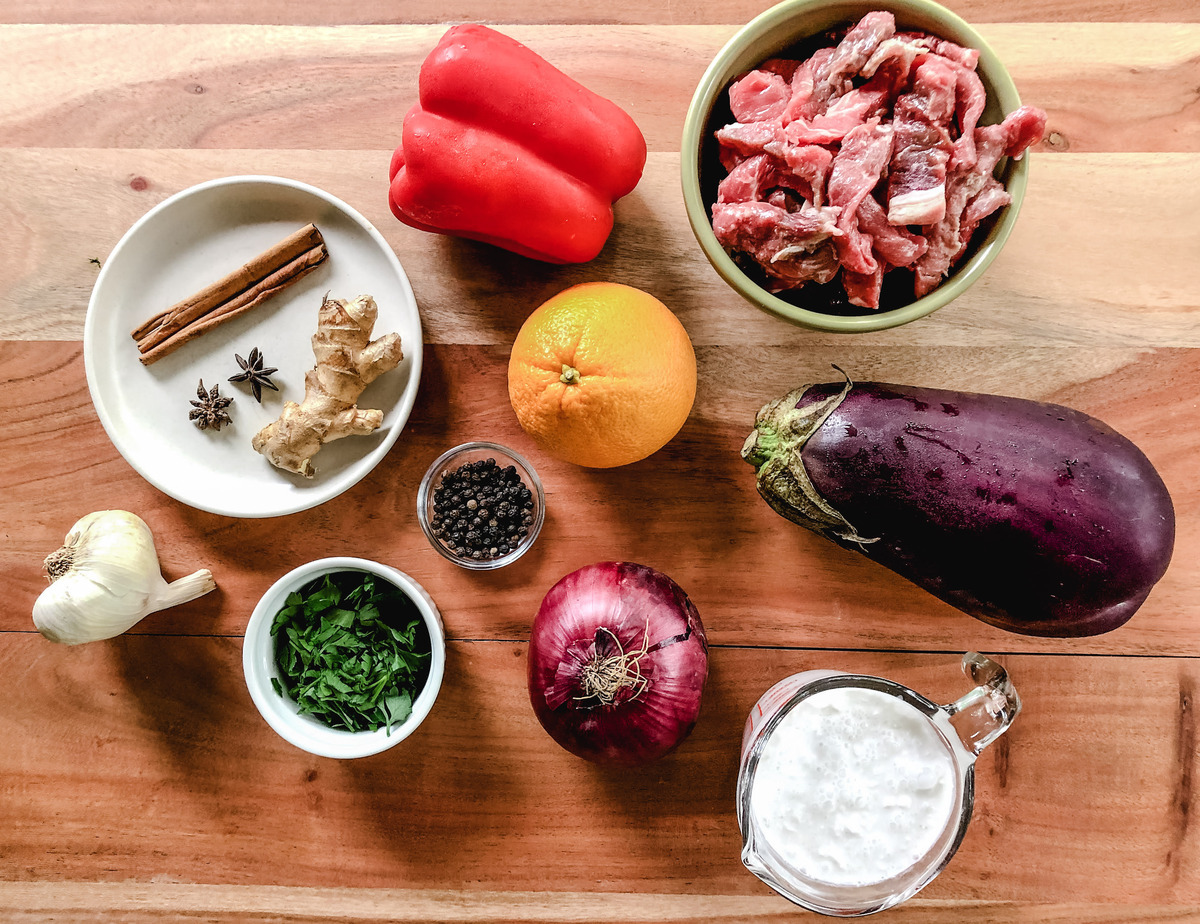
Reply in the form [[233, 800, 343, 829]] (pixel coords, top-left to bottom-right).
[[748, 685, 960, 887]]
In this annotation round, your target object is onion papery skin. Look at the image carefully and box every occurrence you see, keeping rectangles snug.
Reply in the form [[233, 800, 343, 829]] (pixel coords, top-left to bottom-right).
[[527, 561, 709, 767]]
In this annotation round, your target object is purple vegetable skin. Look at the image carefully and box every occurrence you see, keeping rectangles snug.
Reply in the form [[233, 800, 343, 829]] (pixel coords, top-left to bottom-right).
[[741, 377, 1175, 637]]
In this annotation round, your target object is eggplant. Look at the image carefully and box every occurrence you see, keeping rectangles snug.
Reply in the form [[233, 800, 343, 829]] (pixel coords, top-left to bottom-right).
[[741, 376, 1175, 637]]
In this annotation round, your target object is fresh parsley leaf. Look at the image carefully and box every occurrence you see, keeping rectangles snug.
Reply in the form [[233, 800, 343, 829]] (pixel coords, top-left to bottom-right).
[[270, 570, 432, 733], [381, 691, 413, 733]]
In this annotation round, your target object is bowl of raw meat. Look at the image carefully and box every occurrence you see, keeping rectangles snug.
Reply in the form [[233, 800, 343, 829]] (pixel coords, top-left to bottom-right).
[[681, 0, 1046, 332]]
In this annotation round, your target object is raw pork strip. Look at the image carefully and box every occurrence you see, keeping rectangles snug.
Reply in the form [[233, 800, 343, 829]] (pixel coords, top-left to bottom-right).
[[763, 142, 835, 206], [927, 35, 980, 70], [861, 35, 932, 78], [766, 189, 805, 212], [886, 55, 957, 225], [912, 123, 1005, 295], [959, 177, 1011, 242], [780, 53, 826, 124], [888, 31, 980, 70], [764, 241, 843, 289], [856, 194, 928, 267], [719, 149, 827, 210], [913, 128, 1003, 295], [729, 69, 792, 123], [717, 119, 784, 172], [912, 106, 1046, 295], [759, 57, 801, 82], [843, 262, 886, 309], [763, 157, 823, 210], [827, 118, 895, 275], [716, 120, 785, 157], [810, 11, 896, 112], [950, 64, 987, 168], [997, 105, 1048, 158], [711, 200, 843, 286], [717, 154, 772, 203], [783, 66, 902, 145]]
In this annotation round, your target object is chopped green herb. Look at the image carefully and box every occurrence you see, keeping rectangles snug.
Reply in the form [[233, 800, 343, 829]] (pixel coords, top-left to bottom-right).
[[270, 570, 431, 734]]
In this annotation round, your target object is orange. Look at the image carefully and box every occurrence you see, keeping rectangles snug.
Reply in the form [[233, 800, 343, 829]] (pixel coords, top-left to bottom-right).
[[507, 283, 697, 468]]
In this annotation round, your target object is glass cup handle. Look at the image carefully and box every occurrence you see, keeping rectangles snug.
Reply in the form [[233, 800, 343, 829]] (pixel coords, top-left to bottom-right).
[[942, 652, 1022, 756]]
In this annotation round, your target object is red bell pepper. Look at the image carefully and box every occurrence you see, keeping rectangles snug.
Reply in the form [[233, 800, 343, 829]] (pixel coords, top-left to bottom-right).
[[388, 24, 647, 264]]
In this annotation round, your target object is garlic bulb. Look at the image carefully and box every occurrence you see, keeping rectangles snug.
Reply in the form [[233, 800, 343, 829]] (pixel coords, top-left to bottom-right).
[[34, 510, 216, 645]]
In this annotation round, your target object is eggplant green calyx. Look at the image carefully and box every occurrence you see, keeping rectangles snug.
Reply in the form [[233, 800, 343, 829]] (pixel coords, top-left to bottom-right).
[[740, 377, 878, 547]]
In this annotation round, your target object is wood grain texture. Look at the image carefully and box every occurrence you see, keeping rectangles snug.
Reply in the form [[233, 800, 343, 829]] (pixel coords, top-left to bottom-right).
[[0, 25, 1196, 153], [5, 887, 1200, 924], [2, 884, 1200, 924], [1, 639, 1196, 904], [0, 0, 1195, 24], [2, 341, 1194, 654], [2, 0, 1198, 920], [0, 150, 1197, 346]]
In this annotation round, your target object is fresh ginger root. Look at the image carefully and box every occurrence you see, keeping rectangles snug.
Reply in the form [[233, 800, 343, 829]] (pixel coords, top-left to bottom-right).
[[252, 293, 403, 477]]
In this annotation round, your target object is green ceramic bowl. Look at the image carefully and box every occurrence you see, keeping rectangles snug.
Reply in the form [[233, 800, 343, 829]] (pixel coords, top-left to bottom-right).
[[681, 0, 1029, 333]]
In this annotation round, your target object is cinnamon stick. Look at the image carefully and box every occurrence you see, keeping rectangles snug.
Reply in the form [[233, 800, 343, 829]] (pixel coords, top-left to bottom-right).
[[137, 245, 327, 366], [131, 223, 327, 362]]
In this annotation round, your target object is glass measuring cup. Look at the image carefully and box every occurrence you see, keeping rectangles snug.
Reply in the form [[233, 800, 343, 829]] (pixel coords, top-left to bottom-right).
[[736, 652, 1020, 916]]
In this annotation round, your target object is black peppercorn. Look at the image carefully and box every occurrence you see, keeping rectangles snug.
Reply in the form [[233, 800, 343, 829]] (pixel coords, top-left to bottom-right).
[[431, 456, 536, 562]]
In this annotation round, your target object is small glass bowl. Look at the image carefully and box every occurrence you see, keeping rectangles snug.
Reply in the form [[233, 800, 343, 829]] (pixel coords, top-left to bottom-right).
[[417, 441, 546, 570]]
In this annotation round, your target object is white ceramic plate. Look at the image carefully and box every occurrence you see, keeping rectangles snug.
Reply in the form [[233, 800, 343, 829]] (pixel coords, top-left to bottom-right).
[[84, 175, 423, 518]]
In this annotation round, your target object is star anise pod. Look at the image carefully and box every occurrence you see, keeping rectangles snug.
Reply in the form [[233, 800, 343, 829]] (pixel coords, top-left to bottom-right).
[[189, 379, 233, 431], [228, 347, 279, 403]]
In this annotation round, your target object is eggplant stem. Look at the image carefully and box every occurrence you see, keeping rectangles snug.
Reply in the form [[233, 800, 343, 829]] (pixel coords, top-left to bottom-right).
[[575, 625, 650, 705], [742, 375, 878, 548]]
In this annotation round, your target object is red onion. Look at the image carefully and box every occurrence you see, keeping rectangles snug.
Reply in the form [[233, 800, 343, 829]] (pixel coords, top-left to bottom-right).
[[527, 561, 709, 766]]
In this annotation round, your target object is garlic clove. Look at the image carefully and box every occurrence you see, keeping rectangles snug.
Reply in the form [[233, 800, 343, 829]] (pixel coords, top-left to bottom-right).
[[33, 510, 216, 645]]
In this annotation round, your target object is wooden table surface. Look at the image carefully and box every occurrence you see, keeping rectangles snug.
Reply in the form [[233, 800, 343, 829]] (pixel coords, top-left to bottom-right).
[[2, 0, 1198, 921]]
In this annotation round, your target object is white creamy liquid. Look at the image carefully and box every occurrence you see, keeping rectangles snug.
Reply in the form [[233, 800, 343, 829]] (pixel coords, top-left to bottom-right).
[[749, 686, 959, 887]]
